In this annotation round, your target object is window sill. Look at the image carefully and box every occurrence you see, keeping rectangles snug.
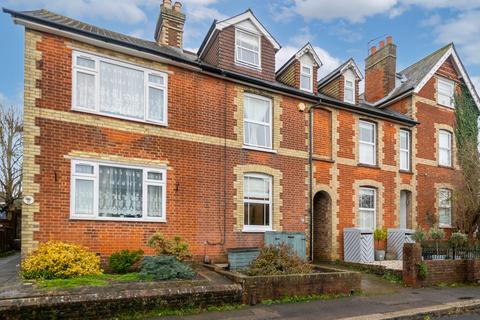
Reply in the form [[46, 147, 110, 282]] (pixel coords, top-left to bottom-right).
[[439, 224, 452, 229], [242, 227, 273, 233], [72, 107, 168, 127], [357, 163, 380, 169], [437, 102, 455, 109], [242, 145, 277, 154], [438, 164, 454, 170], [70, 216, 167, 223], [399, 170, 413, 175]]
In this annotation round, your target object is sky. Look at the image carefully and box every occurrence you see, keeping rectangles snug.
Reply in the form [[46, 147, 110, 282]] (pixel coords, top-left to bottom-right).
[[1, 0, 480, 108]]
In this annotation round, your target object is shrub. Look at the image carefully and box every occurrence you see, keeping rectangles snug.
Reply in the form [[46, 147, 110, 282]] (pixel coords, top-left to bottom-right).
[[139, 256, 195, 280], [147, 232, 192, 261], [411, 229, 426, 244], [429, 227, 445, 241], [417, 262, 428, 280], [22, 241, 102, 280], [374, 228, 387, 247], [108, 249, 144, 274], [247, 244, 313, 276], [449, 232, 468, 248]]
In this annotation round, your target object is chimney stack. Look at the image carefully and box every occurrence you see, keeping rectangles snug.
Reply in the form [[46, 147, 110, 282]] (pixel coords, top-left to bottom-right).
[[364, 36, 397, 103], [154, 0, 186, 49]]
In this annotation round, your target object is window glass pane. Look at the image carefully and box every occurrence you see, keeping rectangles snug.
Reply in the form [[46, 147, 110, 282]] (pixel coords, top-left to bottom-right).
[[147, 185, 162, 217], [244, 96, 270, 123], [400, 151, 409, 170], [148, 87, 165, 122], [98, 165, 143, 218], [301, 74, 311, 90], [236, 31, 259, 51], [75, 164, 94, 174], [244, 122, 270, 148], [148, 74, 164, 85], [77, 56, 95, 69], [359, 209, 374, 229], [359, 189, 375, 209], [245, 203, 269, 226], [359, 122, 374, 142], [147, 172, 163, 181], [439, 208, 451, 226], [439, 132, 450, 148], [100, 62, 145, 119], [400, 131, 409, 149], [236, 30, 260, 66], [244, 95, 271, 149], [359, 144, 375, 164], [75, 179, 94, 214], [244, 176, 269, 200], [345, 87, 354, 102], [237, 48, 259, 65], [345, 80, 353, 88], [301, 66, 310, 74], [76, 71, 95, 109]]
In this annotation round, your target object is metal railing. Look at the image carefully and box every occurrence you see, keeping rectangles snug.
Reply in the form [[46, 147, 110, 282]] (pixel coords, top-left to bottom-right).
[[422, 246, 480, 260]]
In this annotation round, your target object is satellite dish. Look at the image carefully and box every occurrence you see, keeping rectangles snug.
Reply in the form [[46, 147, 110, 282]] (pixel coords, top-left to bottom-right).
[[23, 196, 34, 205]]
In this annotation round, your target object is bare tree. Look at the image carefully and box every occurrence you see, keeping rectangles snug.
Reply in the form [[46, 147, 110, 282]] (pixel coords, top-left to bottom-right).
[[0, 104, 23, 214]]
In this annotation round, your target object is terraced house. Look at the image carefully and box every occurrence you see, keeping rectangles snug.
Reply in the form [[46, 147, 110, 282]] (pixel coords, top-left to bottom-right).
[[5, 0, 480, 261]]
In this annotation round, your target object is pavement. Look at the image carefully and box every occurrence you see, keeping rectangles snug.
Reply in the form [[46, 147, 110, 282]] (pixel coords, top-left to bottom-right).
[[164, 281, 480, 320], [0, 252, 20, 290]]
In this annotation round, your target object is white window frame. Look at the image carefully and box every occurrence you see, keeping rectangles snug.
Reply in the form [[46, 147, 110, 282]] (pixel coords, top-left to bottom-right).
[[399, 129, 411, 171], [437, 77, 455, 108], [243, 173, 272, 232], [243, 93, 273, 150], [72, 50, 168, 126], [300, 64, 313, 92], [235, 28, 261, 69], [359, 120, 377, 165], [438, 130, 452, 167], [358, 187, 376, 230], [344, 79, 355, 104], [438, 188, 452, 228], [70, 159, 167, 222]]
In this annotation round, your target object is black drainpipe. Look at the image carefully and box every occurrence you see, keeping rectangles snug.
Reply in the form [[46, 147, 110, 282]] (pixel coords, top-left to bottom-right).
[[308, 106, 314, 262]]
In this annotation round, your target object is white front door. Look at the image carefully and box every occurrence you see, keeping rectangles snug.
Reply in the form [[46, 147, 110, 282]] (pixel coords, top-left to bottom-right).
[[400, 190, 408, 229]]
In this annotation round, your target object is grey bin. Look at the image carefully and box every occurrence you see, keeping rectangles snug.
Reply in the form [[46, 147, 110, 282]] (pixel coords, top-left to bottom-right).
[[387, 228, 414, 260], [343, 228, 374, 263], [264, 231, 307, 260]]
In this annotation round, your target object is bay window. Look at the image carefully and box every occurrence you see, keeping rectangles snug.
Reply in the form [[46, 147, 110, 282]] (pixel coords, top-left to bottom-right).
[[72, 51, 167, 125], [359, 121, 376, 165], [243, 173, 272, 232], [243, 93, 272, 149], [71, 160, 166, 221], [359, 187, 376, 229]]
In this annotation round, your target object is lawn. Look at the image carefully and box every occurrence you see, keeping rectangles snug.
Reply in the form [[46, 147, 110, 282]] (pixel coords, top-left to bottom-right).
[[36, 272, 146, 289]]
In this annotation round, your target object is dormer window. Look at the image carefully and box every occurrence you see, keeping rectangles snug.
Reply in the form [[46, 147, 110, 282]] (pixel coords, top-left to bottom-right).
[[235, 28, 261, 68], [300, 65, 313, 92]]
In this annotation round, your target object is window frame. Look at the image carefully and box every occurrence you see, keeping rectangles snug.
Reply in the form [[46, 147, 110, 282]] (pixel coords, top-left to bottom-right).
[[437, 77, 455, 108], [235, 28, 262, 69], [344, 78, 355, 104], [358, 187, 376, 230], [243, 93, 273, 150], [72, 50, 169, 126], [399, 129, 411, 171], [70, 159, 167, 222], [242, 173, 273, 233], [358, 120, 377, 166], [300, 64, 313, 92], [438, 188, 452, 228], [438, 130, 452, 167]]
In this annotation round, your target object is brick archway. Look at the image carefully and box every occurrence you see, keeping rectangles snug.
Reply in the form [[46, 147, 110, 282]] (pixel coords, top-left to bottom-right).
[[313, 191, 332, 262]]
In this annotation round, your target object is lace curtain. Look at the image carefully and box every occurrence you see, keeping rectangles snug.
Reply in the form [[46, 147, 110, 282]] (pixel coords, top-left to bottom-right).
[[100, 62, 144, 119], [244, 96, 271, 148], [99, 166, 143, 218]]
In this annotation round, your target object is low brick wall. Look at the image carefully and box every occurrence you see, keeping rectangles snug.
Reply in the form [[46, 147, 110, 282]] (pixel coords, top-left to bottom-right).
[[0, 283, 242, 320], [403, 243, 480, 287], [209, 265, 361, 304]]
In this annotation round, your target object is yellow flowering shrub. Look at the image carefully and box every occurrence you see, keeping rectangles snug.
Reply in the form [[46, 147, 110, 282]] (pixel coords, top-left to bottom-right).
[[22, 241, 102, 280]]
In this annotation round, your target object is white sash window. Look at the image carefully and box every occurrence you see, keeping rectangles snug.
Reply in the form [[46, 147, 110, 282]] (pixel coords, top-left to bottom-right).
[[235, 29, 261, 68], [437, 78, 455, 108], [399, 130, 411, 171], [359, 187, 376, 229], [243, 93, 272, 149], [439, 130, 452, 167], [243, 174, 272, 232], [438, 188, 452, 227], [359, 121, 376, 165]]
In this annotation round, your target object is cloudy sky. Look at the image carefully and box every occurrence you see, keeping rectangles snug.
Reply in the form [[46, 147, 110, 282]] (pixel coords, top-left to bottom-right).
[[1, 0, 480, 107]]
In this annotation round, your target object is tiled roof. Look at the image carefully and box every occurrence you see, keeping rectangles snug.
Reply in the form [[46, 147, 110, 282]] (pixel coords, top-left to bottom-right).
[[317, 59, 351, 88]]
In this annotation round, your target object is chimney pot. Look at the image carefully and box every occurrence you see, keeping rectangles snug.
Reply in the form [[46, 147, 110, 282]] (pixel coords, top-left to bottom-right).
[[163, 0, 172, 8], [173, 2, 182, 12], [379, 40, 385, 48], [387, 36, 393, 44], [370, 46, 377, 55]]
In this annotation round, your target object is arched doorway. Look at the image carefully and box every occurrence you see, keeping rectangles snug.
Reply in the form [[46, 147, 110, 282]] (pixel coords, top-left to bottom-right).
[[400, 190, 412, 229], [313, 191, 332, 262]]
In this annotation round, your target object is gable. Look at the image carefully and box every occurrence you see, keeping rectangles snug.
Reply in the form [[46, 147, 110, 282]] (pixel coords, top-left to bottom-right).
[[236, 19, 260, 34]]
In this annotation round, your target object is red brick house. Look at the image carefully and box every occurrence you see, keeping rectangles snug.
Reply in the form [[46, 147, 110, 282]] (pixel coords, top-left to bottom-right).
[[4, 1, 480, 261]]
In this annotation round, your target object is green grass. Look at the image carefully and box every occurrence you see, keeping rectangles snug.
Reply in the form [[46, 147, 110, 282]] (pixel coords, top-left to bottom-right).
[[261, 293, 352, 305], [111, 303, 245, 319], [37, 273, 144, 289], [382, 272, 403, 284]]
